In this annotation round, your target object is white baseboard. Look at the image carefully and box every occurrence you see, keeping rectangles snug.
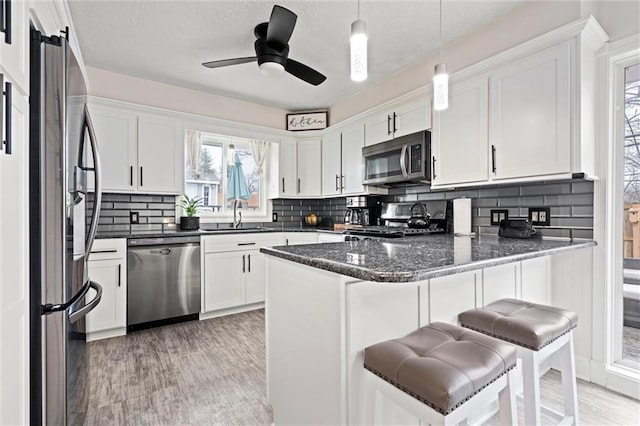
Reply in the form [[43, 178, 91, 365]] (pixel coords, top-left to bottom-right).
[[588, 359, 640, 400], [86, 327, 126, 342], [199, 303, 265, 321]]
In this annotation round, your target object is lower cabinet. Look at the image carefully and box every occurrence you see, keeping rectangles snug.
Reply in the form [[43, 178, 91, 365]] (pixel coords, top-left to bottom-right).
[[284, 232, 319, 245], [86, 239, 127, 341]]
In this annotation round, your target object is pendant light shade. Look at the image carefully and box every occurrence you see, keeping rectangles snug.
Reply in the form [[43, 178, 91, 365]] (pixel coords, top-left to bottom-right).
[[350, 19, 367, 82], [433, 63, 449, 111], [227, 144, 236, 166]]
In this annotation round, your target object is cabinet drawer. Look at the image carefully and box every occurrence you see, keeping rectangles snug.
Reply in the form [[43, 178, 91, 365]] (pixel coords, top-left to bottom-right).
[[203, 233, 284, 253], [89, 239, 127, 261]]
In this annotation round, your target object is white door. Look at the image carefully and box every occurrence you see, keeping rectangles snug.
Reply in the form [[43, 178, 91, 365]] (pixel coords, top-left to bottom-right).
[[89, 106, 138, 192], [490, 41, 571, 180], [364, 112, 393, 146], [394, 98, 432, 137], [279, 139, 297, 197], [86, 259, 126, 333], [341, 124, 365, 195], [138, 115, 183, 194], [296, 139, 322, 196], [245, 250, 266, 304], [432, 77, 489, 187], [203, 252, 246, 311], [322, 131, 342, 196]]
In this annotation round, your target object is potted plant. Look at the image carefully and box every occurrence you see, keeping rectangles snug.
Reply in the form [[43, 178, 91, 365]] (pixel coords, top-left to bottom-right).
[[178, 195, 203, 230]]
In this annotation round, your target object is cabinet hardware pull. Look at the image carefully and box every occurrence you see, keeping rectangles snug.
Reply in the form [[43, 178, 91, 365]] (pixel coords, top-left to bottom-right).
[[117, 264, 121, 287], [341, 175, 345, 190], [432, 157, 437, 179], [387, 115, 391, 135], [335, 174, 339, 191], [282, 177, 285, 193], [248, 254, 251, 273], [242, 255, 246, 273], [0, 2, 4, 35], [237, 242, 256, 246], [2, 0, 11, 44], [392, 112, 398, 134], [130, 166, 134, 186], [90, 249, 118, 254], [3, 80, 11, 155], [285, 238, 289, 245], [297, 178, 301, 194], [0, 74, 3, 153], [491, 145, 497, 173], [139, 166, 143, 186]]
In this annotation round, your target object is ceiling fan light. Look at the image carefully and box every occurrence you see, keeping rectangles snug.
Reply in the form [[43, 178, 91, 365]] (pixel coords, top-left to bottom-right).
[[433, 63, 449, 111], [350, 19, 367, 82], [259, 61, 285, 77]]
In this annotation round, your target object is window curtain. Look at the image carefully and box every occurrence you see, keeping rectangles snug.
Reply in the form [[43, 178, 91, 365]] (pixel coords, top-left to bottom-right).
[[250, 139, 271, 175], [185, 130, 202, 179]]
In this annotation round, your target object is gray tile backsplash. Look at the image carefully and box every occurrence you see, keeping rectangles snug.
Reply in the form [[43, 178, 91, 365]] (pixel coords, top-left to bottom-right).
[[271, 198, 346, 229], [87, 193, 178, 234]]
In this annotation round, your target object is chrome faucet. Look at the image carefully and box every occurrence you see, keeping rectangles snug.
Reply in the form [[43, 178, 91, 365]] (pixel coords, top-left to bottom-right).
[[233, 199, 242, 229]]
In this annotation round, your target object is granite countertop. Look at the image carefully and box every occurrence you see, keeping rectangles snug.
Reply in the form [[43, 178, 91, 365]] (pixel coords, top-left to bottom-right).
[[260, 234, 596, 283], [95, 226, 339, 239]]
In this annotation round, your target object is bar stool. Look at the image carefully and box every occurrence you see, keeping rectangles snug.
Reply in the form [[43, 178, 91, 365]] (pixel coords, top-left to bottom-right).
[[459, 298, 579, 426], [363, 322, 518, 425]]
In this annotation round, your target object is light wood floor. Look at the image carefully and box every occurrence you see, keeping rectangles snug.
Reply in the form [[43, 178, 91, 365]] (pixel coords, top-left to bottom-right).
[[82, 309, 640, 425]]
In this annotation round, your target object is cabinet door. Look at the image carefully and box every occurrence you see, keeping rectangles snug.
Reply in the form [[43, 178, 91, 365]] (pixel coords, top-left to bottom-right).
[[285, 233, 318, 245], [279, 138, 297, 197], [322, 131, 342, 196], [394, 98, 432, 138], [364, 112, 392, 146], [341, 124, 365, 195], [138, 115, 183, 194], [86, 259, 126, 333], [490, 42, 571, 180], [0, 0, 28, 91], [203, 252, 246, 311], [245, 250, 266, 304], [296, 139, 322, 197], [89, 106, 138, 192], [432, 77, 489, 187]]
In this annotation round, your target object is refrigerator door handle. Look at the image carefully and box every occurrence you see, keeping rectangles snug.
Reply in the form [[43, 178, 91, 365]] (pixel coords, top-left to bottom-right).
[[83, 105, 102, 256], [68, 281, 102, 324], [41, 279, 91, 316]]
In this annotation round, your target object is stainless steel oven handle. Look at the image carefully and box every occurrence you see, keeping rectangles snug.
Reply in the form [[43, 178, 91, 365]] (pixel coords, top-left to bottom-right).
[[68, 281, 103, 324], [84, 105, 102, 257], [400, 144, 408, 177]]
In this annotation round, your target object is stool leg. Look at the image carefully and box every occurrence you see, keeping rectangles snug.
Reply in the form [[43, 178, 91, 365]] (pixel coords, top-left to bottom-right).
[[559, 332, 579, 425], [364, 371, 378, 425], [521, 349, 541, 426], [498, 369, 518, 426]]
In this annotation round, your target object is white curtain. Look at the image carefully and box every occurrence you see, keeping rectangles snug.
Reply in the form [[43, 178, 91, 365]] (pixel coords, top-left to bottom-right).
[[250, 139, 271, 175], [185, 130, 202, 179]]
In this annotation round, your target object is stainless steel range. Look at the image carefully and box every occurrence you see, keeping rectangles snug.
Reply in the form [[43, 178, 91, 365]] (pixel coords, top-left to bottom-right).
[[345, 201, 449, 238]]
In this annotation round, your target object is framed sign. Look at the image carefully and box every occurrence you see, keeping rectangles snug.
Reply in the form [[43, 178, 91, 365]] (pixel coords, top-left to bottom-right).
[[286, 111, 328, 131]]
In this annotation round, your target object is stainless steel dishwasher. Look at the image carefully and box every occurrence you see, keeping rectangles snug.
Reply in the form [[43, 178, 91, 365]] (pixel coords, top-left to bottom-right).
[[127, 236, 201, 330]]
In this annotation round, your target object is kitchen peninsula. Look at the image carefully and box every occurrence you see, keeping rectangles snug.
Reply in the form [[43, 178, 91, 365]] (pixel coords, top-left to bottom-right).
[[262, 235, 595, 425]]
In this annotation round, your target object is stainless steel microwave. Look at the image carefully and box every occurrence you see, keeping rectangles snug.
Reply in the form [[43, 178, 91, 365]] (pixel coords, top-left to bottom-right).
[[362, 131, 431, 186]]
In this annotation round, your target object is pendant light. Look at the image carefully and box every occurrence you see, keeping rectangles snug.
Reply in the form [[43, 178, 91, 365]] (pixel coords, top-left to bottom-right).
[[433, 0, 449, 111], [350, 0, 367, 82], [227, 143, 236, 166]]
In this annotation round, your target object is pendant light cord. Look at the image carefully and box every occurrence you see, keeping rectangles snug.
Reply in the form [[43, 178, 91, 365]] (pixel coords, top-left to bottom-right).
[[357, 0, 360, 20], [439, 0, 443, 62]]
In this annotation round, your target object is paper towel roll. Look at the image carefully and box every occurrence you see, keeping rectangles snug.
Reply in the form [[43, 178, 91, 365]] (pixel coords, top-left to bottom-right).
[[453, 198, 472, 236]]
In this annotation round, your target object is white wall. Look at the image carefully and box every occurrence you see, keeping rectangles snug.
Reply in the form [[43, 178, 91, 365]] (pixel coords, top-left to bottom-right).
[[86, 66, 287, 130]]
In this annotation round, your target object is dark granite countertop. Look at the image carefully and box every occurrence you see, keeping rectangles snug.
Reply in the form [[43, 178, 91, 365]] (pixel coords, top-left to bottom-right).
[[260, 235, 596, 283], [95, 226, 338, 239]]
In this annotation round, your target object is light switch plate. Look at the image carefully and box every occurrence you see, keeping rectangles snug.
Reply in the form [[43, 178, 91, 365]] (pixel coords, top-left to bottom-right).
[[490, 209, 509, 226], [130, 211, 139, 224], [528, 207, 550, 226], [272, 212, 278, 222]]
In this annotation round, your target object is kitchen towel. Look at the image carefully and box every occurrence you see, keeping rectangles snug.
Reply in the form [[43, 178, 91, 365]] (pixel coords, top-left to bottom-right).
[[453, 198, 472, 236]]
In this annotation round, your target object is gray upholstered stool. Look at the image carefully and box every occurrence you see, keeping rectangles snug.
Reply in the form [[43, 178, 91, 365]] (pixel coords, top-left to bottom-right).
[[459, 298, 579, 426], [363, 322, 518, 425]]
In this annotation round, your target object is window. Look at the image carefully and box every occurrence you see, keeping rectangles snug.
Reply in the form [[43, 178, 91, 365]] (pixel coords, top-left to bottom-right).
[[184, 130, 271, 220]]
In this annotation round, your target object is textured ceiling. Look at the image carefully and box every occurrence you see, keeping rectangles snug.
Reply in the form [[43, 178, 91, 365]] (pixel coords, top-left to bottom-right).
[[68, 0, 525, 111]]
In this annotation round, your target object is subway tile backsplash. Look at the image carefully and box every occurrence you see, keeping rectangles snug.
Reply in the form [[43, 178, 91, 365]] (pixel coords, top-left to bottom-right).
[[87, 193, 178, 234]]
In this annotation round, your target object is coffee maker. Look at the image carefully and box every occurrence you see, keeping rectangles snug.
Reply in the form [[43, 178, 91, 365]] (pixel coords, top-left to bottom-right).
[[344, 196, 372, 226]]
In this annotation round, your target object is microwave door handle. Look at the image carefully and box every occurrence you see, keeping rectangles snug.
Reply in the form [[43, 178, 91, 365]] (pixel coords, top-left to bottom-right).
[[400, 145, 409, 177]]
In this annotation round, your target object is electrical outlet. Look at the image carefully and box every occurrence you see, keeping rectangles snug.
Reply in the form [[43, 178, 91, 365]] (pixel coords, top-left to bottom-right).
[[528, 207, 550, 226], [272, 212, 278, 222], [490, 209, 509, 225], [130, 211, 139, 224]]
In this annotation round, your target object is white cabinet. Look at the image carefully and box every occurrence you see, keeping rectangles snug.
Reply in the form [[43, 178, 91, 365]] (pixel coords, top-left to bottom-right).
[[284, 233, 318, 245], [277, 139, 298, 197], [317, 233, 345, 243], [86, 239, 127, 341], [482, 263, 519, 306], [0, 0, 28, 91], [490, 41, 571, 180], [322, 125, 366, 196], [364, 98, 431, 146], [421, 271, 478, 326], [88, 100, 184, 194], [202, 234, 284, 313], [432, 77, 489, 187], [297, 138, 322, 197]]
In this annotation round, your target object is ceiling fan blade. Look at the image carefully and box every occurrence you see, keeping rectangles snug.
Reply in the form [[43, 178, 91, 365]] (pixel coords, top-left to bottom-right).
[[285, 59, 327, 86], [202, 57, 257, 69], [266, 5, 297, 46]]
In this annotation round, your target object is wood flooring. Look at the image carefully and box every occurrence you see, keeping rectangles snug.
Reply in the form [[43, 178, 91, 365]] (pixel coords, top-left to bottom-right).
[[81, 309, 640, 425]]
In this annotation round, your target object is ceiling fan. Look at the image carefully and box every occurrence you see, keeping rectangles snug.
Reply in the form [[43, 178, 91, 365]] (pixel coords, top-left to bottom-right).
[[202, 5, 327, 86]]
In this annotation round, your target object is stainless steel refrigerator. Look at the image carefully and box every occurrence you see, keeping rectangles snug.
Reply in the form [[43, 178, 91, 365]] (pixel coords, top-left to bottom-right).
[[29, 28, 104, 425]]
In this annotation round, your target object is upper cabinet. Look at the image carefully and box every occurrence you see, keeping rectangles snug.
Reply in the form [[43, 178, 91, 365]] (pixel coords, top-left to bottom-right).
[[431, 19, 607, 189], [364, 98, 431, 146], [322, 125, 365, 196], [88, 99, 184, 194], [0, 0, 28, 92], [277, 138, 298, 197], [296, 139, 322, 197]]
